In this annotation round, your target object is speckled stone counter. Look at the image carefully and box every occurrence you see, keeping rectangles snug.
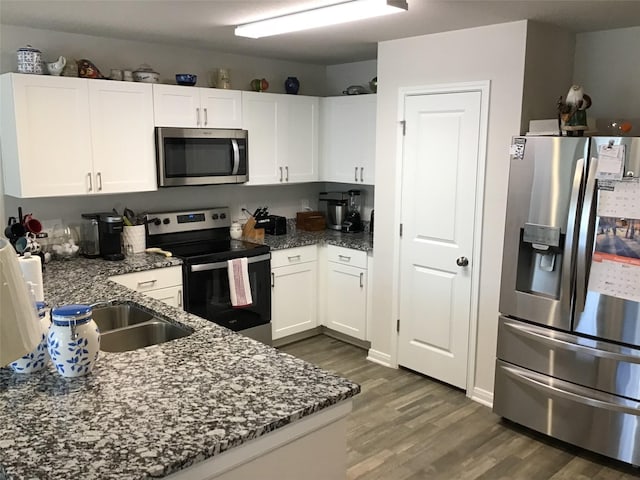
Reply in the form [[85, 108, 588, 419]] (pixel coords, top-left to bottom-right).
[[259, 227, 373, 252], [0, 254, 360, 480]]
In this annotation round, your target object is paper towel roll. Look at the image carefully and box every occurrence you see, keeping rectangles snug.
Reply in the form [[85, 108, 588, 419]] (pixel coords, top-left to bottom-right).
[[18, 253, 44, 302]]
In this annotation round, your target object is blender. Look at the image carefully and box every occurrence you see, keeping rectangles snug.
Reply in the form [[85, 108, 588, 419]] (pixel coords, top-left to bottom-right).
[[341, 190, 363, 233]]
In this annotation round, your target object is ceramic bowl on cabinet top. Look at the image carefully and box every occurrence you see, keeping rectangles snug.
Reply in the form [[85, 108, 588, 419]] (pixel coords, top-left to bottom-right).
[[176, 73, 197, 86], [133, 64, 160, 83]]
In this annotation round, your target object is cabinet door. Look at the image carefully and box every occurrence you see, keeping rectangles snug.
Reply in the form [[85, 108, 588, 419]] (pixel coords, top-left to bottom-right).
[[144, 286, 184, 309], [242, 92, 282, 185], [272, 262, 318, 340], [320, 95, 376, 185], [89, 81, 156, 193], [282, 95, 319, 183], [153, 84, 200, 127], [199, 89, 242, 128], [326, 263, 367, 340], [1, 74, 92, 197]]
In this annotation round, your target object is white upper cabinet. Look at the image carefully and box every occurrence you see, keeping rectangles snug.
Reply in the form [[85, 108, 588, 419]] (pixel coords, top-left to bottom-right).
[[153, 85, 242, 128], [0, 74, 156, 198], [320, 95, 376, 185], [242, 91, 319, 185], [88, 81, 156, 194]]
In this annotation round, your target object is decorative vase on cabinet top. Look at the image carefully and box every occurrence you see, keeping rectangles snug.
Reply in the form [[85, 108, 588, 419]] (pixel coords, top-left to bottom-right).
[[285, 76, 300, 95]]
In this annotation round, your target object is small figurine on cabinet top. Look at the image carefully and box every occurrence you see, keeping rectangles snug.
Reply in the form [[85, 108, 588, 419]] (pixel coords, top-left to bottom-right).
[[557, 85, 592, 136], [77, 59, 105, 79]]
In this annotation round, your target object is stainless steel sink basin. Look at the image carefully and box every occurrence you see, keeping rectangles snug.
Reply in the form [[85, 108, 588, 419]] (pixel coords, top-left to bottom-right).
[[93, 304, 154, 332], [93, 303, 192, 352]]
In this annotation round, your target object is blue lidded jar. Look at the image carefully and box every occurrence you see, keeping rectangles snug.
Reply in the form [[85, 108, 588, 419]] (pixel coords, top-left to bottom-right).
[[10, 302, 51, 374], [48, 304, 100, 378]]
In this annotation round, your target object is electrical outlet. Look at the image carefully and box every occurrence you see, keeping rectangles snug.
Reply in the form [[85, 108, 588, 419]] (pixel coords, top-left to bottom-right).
[[301, 198, 310, 210], [237, 205, 247, 222]]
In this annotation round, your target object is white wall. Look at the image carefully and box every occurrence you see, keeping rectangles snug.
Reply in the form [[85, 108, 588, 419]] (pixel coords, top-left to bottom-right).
[[373, 21, 529, 399], [573, 26, 640, 125], [0, 24, 327, 95], [326, 60, 377, 96]]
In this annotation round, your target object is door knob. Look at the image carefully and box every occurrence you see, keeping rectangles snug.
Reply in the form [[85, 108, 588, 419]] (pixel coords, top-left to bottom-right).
[[456, 257, 469, 267]]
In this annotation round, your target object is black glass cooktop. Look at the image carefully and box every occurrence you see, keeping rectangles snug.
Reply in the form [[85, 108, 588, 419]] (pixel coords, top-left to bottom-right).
[[162, 239, 269, 261]]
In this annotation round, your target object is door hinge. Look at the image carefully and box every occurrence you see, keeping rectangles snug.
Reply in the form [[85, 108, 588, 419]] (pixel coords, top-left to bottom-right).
[[397, 319, 400, 333], [399, 223, 403, 237], [400, 120, 406, 136]]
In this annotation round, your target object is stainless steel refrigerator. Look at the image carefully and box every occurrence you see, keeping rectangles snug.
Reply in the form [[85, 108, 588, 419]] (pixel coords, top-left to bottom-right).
[[494, 135, 640, 465]]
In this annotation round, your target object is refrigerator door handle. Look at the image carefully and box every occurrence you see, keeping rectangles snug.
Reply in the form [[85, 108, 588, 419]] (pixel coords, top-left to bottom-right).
[[576, 156, 599, 314], [561, 157, 585, 320]]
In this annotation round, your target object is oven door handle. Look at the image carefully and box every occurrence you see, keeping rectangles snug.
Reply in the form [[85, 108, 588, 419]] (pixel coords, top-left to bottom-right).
[[231, 139, 240, 175], [189, 253, 271, 272]]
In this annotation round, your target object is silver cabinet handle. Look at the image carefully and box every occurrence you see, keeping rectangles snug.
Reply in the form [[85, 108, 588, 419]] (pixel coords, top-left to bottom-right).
[[285, 166, 289, 182], [196, 107, 200, 126], [178, 289, 183, 308], [87, 172, 93, 192], [137, 279, 158, 288], [96, 172, 103, 192], [456, 256, 469, 267], [204, 107, 208, 126], [359, 272, 364, 288], [287, 254, 301, 262], [360, 167, 364, 182], [279, 166, 283, 182], [338, 255, 351, 262], [354, 167, 358, 182], [271, 272, 275, 288]]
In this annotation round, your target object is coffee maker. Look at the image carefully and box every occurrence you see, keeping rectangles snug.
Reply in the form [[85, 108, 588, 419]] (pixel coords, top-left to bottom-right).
[[319, 191, 349, 231], [341, 190, 363, 233], [99, 214, 125, 260]]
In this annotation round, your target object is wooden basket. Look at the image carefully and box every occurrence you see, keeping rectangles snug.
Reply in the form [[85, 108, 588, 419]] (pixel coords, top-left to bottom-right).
[[296, 211, 326, 231]]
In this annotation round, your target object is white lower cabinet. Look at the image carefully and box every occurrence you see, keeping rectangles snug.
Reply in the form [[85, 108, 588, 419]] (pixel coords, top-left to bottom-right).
[[271, 246, 318, 340], [325, 245, 368, 340], [109, 266, 183, 309]]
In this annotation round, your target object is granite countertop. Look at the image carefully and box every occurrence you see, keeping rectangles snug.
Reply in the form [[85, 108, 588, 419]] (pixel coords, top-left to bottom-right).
[[258, 226, 374, 252], [0, 254, 360, 480]]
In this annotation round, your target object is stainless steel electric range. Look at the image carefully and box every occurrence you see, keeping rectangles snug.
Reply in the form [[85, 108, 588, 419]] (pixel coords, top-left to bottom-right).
[[145, 207, 272, 345]]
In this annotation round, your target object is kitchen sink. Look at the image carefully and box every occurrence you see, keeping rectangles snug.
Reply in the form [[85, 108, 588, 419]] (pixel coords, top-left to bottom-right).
[[93, 303, 154, 332], [93, 303, 192, 352]]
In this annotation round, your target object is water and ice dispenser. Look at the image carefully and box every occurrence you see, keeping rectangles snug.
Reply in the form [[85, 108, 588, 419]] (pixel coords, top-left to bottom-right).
[[516, 223, 564, 299]]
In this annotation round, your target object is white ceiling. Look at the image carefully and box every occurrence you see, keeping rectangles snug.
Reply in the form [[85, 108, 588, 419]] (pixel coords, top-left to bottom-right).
[[2, 0, 640, 65]]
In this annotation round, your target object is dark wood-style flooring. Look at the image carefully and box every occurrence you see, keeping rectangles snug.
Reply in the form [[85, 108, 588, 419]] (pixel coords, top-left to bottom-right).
[[280, 335, 640, 480]]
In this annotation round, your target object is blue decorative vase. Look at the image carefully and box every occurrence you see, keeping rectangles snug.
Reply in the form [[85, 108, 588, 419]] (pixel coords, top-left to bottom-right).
[[285, 76, 300, 95]]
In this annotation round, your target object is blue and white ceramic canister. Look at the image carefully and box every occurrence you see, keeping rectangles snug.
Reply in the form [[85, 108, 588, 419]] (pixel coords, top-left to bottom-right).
[[16, 45, 43, 75], [10, 302, 50, 374], [48, 304, 100, 378]]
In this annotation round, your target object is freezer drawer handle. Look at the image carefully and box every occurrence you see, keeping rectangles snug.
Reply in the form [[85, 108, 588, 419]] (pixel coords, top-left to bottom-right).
[[501, 364, 640, 416], [503, 319, 640, 364]]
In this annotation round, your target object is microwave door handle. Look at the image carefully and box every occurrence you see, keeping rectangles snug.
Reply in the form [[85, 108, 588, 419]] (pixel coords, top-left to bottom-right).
[[576, 156, 599, 314], [231, 139, 240, 175]]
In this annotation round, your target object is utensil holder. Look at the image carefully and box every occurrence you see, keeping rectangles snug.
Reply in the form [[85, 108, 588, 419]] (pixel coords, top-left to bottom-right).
[[122, 225, 146, 254]]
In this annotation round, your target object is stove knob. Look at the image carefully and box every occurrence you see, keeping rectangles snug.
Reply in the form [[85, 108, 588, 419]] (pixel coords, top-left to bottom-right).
[[212, 214, 219, 220], [220, 213, 226, 219], [153, 218, 161, 226], [163, 218, 170, 225]]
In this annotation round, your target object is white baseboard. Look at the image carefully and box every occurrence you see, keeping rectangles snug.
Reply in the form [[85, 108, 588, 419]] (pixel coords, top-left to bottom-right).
[[366, 349, 393, 368], [469, 386, 493, 408]]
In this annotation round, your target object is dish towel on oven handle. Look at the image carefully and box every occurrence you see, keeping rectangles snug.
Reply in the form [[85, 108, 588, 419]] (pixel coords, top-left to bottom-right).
[[228, 257, 253, 307]]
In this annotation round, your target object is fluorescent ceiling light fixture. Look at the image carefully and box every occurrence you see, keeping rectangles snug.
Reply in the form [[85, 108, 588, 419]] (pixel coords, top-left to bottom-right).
[[235, 0, 408, 39]]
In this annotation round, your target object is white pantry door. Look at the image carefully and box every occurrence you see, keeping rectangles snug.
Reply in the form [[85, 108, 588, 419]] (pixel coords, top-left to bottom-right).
[[397, 89, 482, 390]]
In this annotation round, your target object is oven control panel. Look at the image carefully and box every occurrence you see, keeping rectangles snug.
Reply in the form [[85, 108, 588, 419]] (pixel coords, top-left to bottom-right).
[[146, 207, 231, 236]]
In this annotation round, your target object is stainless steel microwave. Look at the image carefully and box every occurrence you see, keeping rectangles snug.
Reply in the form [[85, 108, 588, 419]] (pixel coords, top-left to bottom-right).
[[155, 127, 248, 187]]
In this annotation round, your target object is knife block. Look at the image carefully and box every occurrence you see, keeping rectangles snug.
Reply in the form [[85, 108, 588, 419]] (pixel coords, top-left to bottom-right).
[[242, 217, 265, 241]]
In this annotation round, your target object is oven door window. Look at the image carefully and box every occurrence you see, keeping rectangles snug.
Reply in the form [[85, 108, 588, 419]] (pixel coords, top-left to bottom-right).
[[164, 138, 245, 177], [185, 258, 271, 331]]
